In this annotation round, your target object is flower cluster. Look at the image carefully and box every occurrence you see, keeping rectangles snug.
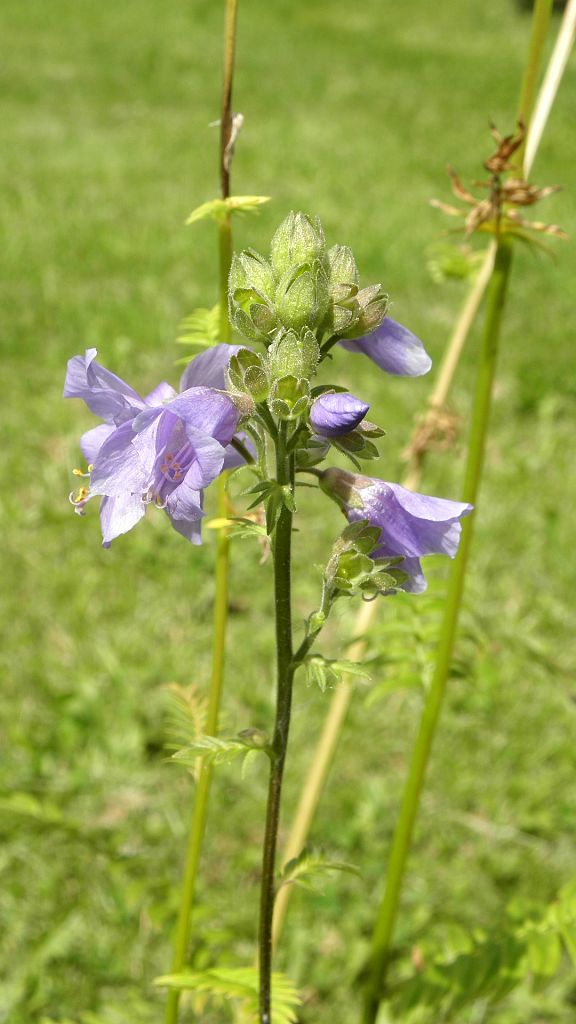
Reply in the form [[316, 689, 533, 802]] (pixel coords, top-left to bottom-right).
[[64, 211, 471, 591], [64, 349, 242, 545]]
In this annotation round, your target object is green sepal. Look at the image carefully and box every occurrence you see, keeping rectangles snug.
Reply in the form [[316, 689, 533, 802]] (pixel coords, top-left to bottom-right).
[[269, 375, 310, 422], [268, 328, 320, 381], [300, 653, 371, 692], [227, 348, 269, 402], [341, 284, 389, 340]]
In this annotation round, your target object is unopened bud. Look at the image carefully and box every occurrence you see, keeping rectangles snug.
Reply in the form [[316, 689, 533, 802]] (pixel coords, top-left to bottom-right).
[[270, 211, 327, 276], [274, 262, 330, 332], [227, 349, 269, 402], [269, 375, 310, 421], [228, 252, 278, 342], [268, 328, 320, 382], [327, 245, 359, 296]]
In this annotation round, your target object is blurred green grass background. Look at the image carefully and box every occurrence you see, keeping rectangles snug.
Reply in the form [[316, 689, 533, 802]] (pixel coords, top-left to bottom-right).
[[1, 0, 575, 1021]]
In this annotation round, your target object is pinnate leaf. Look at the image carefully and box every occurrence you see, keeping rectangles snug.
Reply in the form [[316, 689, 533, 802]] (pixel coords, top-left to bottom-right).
[[155, 966, 300, 1024], [186, 195, 271, 225]]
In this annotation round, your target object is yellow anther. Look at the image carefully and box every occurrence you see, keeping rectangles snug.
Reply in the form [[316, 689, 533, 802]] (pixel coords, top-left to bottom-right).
[[70, 486, 89, 505]]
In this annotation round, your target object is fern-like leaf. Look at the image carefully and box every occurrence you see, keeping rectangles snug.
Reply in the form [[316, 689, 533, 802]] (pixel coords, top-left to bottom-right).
[[176, 304, 221, 354], [155, 966, 301, 1024], [278, 846, 360, 893]]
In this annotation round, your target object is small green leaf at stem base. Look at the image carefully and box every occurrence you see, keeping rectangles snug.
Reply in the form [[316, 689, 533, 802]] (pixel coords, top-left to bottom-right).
[[186, 195, 271, 225]]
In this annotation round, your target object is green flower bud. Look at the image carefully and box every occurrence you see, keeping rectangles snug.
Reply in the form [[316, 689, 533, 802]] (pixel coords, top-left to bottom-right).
[[270, 212, 326, 276], [234, 248, 276, 299], [274, 262, 330, 332], [269, 375, 310, 422], [267, 328, 320, 382], [310, 244, 360, 335], [228, 252, 279, 342], [227, 348, 269, 402], [327, 244, 359, 299]]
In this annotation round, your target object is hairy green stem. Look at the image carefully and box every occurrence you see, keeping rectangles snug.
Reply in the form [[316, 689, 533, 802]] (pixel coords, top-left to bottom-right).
[[164, 3, 238, 1022], [258, 422, 295, 1023], [362, 240, 513, 1024]]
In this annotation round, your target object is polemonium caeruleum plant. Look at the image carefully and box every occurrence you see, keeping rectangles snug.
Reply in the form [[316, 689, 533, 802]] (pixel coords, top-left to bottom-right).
[[65, 210, 472, 1023]]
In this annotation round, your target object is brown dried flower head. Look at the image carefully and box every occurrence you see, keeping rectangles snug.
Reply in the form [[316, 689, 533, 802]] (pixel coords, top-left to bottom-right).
[[431, 121, 566, 243]]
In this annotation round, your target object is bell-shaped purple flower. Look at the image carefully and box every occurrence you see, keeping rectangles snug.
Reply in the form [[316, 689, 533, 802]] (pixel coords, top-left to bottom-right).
[[320, 467, 472, 593], [339, 317, 432, 377], [65, 350, 241, 546], [309, 392, 369, 437], [180, 342, 248, 391]]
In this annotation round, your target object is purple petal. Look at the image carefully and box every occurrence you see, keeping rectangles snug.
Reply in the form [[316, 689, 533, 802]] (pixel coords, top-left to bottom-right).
[[310, 392, 369, 437], [362, 481, 472, 559], [167, 387, 240, 446], [144, 381, 177, 406], [339, 317, 432, 377], [168, 512, 204, 545], [100, 493, 146, 546], [64, 349, 145, 423], [90, 421, 149, 497], [179, 429, 226, 489], [180, 344, 247, 391], [165, 471, 205, 523], [80, 424, 115, 463], [165, 472, 205, 545], [130, 409, 177, 477]]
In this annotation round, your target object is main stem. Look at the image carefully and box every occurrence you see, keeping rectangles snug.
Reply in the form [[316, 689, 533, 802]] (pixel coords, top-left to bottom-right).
[[259, 422, 295, 1024], [361, 240, 513, 1024], [164, 4, 238, 1023]]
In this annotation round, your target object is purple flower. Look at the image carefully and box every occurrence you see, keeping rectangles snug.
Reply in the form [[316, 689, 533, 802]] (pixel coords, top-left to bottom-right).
[[310, 392, 370, 437], [180, 343, 247, 391], [339, 317, 432, 377], [320, 467, 472, 593], [64, 349, 240, 546]]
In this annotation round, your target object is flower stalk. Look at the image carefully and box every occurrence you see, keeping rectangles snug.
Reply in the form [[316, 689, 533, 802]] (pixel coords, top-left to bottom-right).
[[259, 422, 296, 1023], [164, 4, 239, 1023]]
